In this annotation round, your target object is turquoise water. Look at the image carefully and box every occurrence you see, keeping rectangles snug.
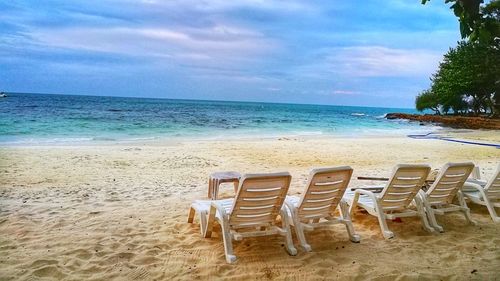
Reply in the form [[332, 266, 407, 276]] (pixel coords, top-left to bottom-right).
[[0, 93, 436, 144]]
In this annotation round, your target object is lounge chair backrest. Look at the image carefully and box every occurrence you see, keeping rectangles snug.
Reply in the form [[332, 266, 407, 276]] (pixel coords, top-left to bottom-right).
[[297, 166, 353, 221], [426, 162, 474, 204], [485, 164, 500, 199], [379, 164, 431, 211], [229, 172, 291, 228]]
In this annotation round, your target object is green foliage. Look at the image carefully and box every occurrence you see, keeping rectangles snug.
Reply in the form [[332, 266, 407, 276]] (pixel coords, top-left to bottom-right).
[[422, 0, 499, 43], [416, 90, 441, 114], [419, 40, 500, 116]]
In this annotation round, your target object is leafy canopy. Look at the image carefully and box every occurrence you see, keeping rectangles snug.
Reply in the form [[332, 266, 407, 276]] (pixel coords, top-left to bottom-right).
[[421, 0, 500, 43], [416, 40, 500, 115]]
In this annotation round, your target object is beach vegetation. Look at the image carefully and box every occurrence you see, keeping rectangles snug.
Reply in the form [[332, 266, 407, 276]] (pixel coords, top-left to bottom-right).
[[421, 0, 500, 43], [416, 90, 441, 114], [416, 40, 500, 116], [416, 0, 500, 117]]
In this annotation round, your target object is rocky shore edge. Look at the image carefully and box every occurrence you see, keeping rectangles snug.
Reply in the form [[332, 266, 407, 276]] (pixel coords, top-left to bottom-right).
[[385, 113, 500, 130]]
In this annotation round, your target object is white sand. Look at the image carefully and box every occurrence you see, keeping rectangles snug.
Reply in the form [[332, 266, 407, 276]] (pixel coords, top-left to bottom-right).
[[1, 132, 499, 280]]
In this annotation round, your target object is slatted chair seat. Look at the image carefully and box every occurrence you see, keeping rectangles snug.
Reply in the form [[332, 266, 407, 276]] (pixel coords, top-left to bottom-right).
[[284, 167, 360, 251], [344, 190, 378, 208], [463, 190, 483, 201], [462, 178, 487, 192], [345, 164, 433, 239], [189, 199, 233, 235], [188, 172, 297, 263], [418, 162, 476, 232], [345, 190, 420, 214], [462, 164, 500, 222]]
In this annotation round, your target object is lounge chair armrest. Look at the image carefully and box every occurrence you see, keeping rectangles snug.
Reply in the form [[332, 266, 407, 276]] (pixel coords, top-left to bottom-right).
[[354, 188, 379, 201], [210, 201, 228, 218], [462, 182, 489, 201], [463, 182, 485, 192], [348, 188, 378, 216], [466, 178, 487, 186], [203, 202, 229, 239]]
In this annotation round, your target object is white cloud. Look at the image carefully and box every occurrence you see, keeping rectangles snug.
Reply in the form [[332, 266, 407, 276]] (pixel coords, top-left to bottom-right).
[[266, 87, 281, 91], [332, 90, 358, 95], [137, 0, 315, 13], [327, 46, 442, 77], [24, 24, 279, 72]]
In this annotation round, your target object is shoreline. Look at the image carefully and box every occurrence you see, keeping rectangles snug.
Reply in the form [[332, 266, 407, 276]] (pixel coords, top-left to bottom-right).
[[0, 126, 446, 147], [3, 126, 500, 148]]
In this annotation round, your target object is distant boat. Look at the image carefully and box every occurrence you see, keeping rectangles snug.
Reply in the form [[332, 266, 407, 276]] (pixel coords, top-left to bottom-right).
[[0, 92, 6, 98]]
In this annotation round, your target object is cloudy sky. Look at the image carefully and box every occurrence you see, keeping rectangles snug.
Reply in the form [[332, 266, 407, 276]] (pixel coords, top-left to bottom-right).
[[1, 0, 461, 108]]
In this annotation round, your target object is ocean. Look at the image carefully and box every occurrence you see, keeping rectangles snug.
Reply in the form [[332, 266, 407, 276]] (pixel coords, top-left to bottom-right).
[[0, 93, 436, 144]]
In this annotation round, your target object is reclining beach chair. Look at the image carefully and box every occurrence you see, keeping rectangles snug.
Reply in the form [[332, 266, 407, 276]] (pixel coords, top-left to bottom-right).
[[462, 163, 500, 222], [345, 164, 433, 239], [418, 162, 476, 232], [285, 166, 360, 251], [188, 172, 297, 263]]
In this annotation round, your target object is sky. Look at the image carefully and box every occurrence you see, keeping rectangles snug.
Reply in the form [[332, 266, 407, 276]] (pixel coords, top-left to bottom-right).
[[1, 0, 463, 108]]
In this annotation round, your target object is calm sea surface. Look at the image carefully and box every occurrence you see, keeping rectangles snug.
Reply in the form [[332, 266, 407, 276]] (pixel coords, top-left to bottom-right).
[[0, 93, 436, 144]]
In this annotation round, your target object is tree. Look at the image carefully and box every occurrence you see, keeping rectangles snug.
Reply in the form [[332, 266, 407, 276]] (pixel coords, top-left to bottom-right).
[[419, 1, 499, 116], [416, 90, 441, 114], [420, 40, 500, 116], [421, 0, 500, 43]]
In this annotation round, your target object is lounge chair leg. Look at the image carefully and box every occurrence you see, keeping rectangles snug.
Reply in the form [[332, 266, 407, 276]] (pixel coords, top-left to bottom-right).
[[281, 209, 298, 256], [419, 192, 443, 232], [493, 215, 500, 223], [457, 191, 476, 225], [427, 208, 443, 232], [340, 201, 360, 242], [484, 199, 500, 223], [199, 211, 208, 236], [344, 219, 361, 243], [187, 206, 195, 223], [220, 220, 237, 263], [463, 207, 476, 225], [413, 197, 434, 233], [349, 192, 360, 217], [188, 206, 208, 236], [293, 216, 311, 252], [203, 205, 216, 238], [469, 187, 500, 223], [374, 201, 394, 239]]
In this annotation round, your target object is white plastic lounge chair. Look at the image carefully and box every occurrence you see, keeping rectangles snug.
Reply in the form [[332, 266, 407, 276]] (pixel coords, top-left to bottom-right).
[[345, 164, 433, 239], [188, 172, 297, 263], [418, 162, 476, 232], [285, 166, 360, 251], [462, 164, 500, 222]]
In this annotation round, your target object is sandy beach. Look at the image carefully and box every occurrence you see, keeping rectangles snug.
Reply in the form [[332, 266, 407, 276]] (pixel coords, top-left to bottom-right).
[[1, 132, 499, 280]]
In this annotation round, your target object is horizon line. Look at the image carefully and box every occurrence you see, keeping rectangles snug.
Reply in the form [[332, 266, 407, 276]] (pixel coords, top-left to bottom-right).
[[4, 91, 416, 110]]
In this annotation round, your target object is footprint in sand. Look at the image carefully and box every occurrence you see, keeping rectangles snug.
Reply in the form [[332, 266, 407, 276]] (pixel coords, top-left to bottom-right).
[[68, 249, 93, 260], [30, 259, 58, 268], [31, 265, 66, 279], [126, 267, 150, 280]]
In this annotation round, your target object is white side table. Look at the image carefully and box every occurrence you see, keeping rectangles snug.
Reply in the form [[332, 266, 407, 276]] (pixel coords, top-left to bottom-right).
[[208, 171, 241, 200]]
